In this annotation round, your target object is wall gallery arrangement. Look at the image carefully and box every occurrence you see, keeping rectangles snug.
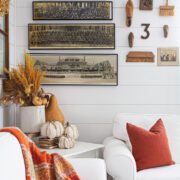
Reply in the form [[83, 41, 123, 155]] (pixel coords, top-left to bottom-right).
[[28, 0, 179, 86], [33, 1, 113, 20], [125, 0, 178, 67], [31, 54, 118, 86]]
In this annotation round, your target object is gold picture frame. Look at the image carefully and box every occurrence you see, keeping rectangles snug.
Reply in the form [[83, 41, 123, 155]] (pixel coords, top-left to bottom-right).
[[28, 23, 115, 50], [33, 1, 113, 20]]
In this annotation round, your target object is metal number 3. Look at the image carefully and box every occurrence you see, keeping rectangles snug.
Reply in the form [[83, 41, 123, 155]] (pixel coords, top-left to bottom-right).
[[141, 24, 150, 39]]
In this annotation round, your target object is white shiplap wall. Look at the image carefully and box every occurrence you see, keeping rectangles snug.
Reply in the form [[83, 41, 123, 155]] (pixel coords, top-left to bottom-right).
[[15, 0, 180, 143]]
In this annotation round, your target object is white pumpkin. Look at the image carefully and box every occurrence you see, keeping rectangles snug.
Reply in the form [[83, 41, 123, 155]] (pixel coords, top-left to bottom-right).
[[64, 122, 79, 140], [41, 121, 64, 139], [58, 135, 75, 149]]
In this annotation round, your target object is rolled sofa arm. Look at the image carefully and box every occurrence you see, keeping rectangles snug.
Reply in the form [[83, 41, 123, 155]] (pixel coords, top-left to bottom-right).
[[103, 137, 137, 180]]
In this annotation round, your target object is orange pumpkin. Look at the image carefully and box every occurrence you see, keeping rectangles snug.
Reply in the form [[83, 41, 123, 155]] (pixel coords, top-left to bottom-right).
[[45, 95, 64, 124]]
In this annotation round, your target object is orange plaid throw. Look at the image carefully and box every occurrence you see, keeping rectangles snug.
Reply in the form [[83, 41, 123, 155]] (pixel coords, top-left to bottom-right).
[[0, 127, 80, 180]]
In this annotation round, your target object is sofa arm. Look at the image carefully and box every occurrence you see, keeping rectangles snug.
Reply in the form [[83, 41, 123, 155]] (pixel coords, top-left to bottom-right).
[[103, 137, 137, 180]]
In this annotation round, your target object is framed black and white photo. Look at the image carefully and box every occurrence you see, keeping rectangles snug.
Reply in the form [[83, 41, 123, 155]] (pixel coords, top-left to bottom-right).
[[33, 1, 113, 20], [30, 53, 118, 86], [157, 48, 179, 66], [28, 24, 115, 50]]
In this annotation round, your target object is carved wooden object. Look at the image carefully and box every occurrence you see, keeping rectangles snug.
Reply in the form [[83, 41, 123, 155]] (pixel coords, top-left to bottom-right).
[[128, 32, 134, 48], [126, 0, 134, 27], [140, 0, 153, 10], [126, 51, 155, 62], [159, 0, 174, 16], [163, 25, 169, 38]]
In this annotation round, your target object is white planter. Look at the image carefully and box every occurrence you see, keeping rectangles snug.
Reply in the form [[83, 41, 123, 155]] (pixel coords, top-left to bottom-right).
[[20, 105, 45, 133]]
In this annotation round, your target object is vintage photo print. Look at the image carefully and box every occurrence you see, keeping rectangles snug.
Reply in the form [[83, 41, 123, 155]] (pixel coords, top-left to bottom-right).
[[30, 54, 118, 86], [157, 48, 179, 66], [28, 24, 115, 50], [33, 1, 113, 20]]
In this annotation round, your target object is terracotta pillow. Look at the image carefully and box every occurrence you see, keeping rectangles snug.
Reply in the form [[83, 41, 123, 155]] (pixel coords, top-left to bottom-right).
[[127, 119, 175, 171]]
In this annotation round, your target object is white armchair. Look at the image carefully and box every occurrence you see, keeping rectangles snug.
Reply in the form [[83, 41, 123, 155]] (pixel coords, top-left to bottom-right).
[[104, 137, 136, 180], [103, 114, 180, 180], [0, 132, 107, 180]]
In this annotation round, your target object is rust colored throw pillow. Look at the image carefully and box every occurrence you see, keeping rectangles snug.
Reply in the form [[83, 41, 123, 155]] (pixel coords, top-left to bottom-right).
[[127, 119, 175, 171]]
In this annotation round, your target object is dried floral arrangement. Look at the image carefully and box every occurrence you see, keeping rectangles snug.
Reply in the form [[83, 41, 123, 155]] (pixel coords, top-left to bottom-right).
[[0, 0, 10, 16], [0, 53, 49, 106]]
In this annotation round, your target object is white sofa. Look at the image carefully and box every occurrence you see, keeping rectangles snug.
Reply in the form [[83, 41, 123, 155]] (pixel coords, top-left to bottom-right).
[[103, 114, 180, 180], [0, 132, 107, 180]]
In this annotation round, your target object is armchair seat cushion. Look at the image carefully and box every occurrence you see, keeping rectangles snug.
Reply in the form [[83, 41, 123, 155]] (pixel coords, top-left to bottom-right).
[[69, 159, 107, 180], [137, 164, 180, 180]]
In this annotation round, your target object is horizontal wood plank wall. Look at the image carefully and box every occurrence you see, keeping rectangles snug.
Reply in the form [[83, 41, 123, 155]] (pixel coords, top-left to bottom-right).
[[15, 0, 180, 143]]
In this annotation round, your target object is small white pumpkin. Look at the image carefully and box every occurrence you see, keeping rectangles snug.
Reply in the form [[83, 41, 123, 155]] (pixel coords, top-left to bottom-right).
[[64, 122, 79, 140], [41, 121, 64, 139], [58, 135, 75, 149]]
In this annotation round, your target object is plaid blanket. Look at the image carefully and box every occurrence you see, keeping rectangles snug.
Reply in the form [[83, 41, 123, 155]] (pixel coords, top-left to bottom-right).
[[0, 127, 80, 180]]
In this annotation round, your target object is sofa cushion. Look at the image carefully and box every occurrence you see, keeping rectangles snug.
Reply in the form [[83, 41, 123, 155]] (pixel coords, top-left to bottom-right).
[[113, 114, 180, 163], [137, 164, 180, 180], [127, 119, 174, 171]]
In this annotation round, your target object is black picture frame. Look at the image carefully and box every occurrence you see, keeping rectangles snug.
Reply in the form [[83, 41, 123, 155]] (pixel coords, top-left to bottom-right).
[[0, 14, 9, 78], [32, 1, 113, 20], [30, 53, 118, 86], [28, 23, 115, 50]]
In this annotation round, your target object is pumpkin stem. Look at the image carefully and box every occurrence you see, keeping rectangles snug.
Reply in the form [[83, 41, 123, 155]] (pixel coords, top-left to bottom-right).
[[66, 122, 70, 127]]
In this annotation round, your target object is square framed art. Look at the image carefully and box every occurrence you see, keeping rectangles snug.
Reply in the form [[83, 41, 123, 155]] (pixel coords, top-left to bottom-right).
[[157, 48, 179, 66]]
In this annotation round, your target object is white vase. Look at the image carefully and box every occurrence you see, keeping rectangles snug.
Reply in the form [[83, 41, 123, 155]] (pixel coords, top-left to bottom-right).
[[20, 105, 45, 133]]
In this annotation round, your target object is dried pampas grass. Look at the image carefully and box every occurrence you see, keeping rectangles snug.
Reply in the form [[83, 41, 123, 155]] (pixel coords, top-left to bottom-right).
[[0, 53, 48, 106]]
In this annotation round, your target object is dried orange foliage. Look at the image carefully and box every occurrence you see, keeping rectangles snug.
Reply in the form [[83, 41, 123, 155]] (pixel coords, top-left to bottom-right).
[[1, 53, 46, 106], [0, 0, 10, 16]]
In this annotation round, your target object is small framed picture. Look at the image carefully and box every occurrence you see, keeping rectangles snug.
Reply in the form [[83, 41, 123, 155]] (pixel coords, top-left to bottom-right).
[[157, 48, 179, 66]]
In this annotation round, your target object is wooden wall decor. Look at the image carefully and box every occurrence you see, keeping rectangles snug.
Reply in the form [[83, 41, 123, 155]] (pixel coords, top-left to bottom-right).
[[159, 0, 174, 16], [126, 0, 134, 27], [141, 24, 150, 39], [163, 25, 169, 38], [126, 51, 155, 62], [128, 32, 134, 48], [140, 0, 153, 10]]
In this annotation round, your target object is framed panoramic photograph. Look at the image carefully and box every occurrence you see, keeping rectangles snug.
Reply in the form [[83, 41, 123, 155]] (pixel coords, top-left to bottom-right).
[[28, 23, 115, 50], [33, 1, 113, 20], [157, 48, 179, 66], [30, 53, 118, 86]]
